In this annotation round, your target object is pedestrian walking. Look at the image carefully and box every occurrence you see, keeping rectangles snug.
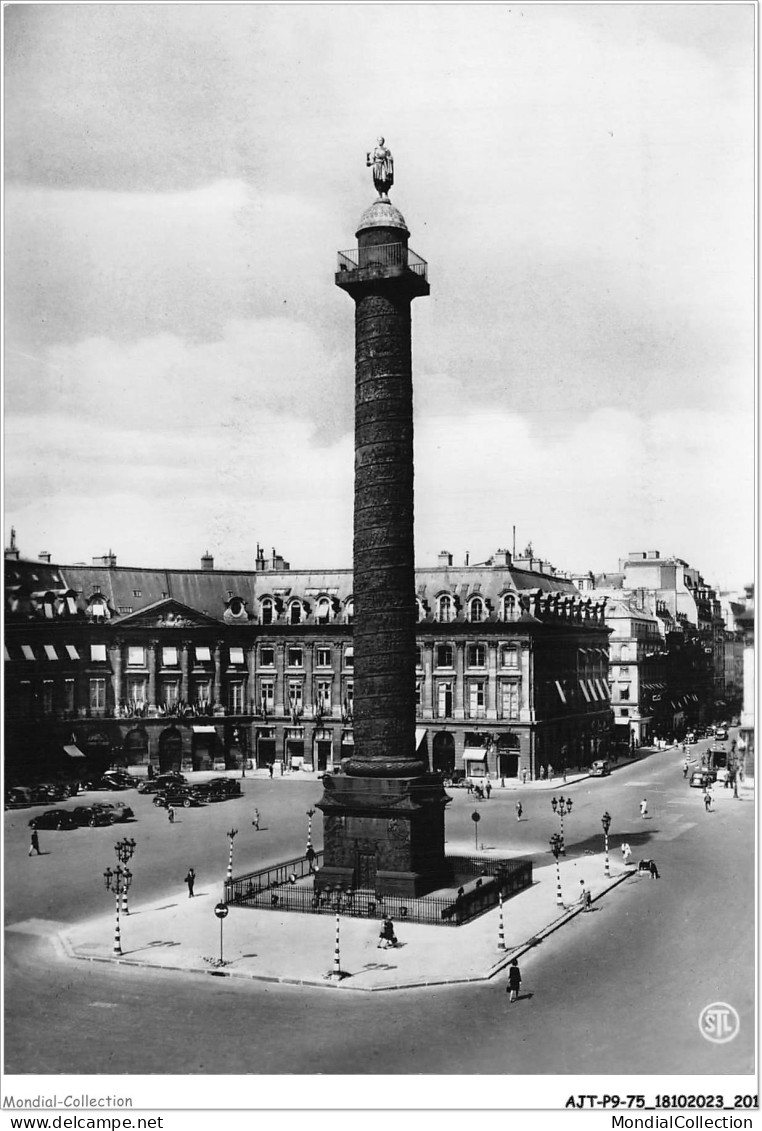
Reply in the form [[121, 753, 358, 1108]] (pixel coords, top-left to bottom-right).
[[485, 780, 492, 800], [466, 779, 474, 796], [703, 789, 712, 812], [621, 842, 632, 866], [578, 880, 592, 911], [547, 763, 554, 780], [28, 829, 41, 856], [252, 808, 260, 830], [540, 765, 546, 781], [167, 805, 175, 824], [146, 762, 154, 780], [640, 798, 648, 818], [649, 860, 660, 879], [506, 958, 522, 1002], [515, 801, 523, 821], [521, 769, 528, 785], [184, 867, 195, 897], [268, 763, 274, 779], [378, 916, 398, 949]]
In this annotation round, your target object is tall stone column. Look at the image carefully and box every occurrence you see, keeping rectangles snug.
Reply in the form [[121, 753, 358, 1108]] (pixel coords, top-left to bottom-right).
[[454, 642, 466, 718], [212, 644, 222, 708], [422, 642, 434, 719], [147, 639, 158, 710], [179, 640, 190, 704], [247, 646, 257, 713], [275, 642, 286, 717], [303, 640, 313, 717], [317, 142, 451, 897], [487, 642, 498, 719], [111, 639, 124, 711]]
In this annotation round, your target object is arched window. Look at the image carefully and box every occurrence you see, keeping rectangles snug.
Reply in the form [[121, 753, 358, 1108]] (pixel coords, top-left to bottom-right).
[[502, 594, 518, 622], [260, 597, 274, 625], [416, 599, 426, 622], [469, 597, 484, 623], [316, 597, 331, 624], [289, 601, 303, 625], [437, 594, 454, 623], [344, 600, 354, 624]]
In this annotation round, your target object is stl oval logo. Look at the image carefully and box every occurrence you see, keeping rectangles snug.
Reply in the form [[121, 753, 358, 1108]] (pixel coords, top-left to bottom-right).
[[699, 1002, 740, 1044]]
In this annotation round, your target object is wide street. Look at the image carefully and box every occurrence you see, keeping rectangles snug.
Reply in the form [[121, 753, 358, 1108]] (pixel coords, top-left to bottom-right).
[[4, 735, 755, 1078]]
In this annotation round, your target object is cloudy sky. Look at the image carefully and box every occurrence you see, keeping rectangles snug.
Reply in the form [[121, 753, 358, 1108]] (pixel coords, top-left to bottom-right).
[[4, 3, 755, 590]]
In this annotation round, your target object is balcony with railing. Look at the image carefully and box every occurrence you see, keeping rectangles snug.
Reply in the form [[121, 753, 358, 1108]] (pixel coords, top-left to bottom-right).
[[336, 243, 428, 284]]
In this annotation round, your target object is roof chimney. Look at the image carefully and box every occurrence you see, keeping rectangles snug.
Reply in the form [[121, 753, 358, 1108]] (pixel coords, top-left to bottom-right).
[[38, 551, 51, 563], [437, 550, 453, 567], [5, 527, 20, 561], [201, 551, 214, 571], [92, 551, 117, 568], [255, 543, 266, 572]]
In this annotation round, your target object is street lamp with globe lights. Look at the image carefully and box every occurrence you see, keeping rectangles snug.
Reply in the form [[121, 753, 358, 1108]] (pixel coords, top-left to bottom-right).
[[114, 837, 137, 916], [549, 833, 564, 906], [551, 794, 573, 853], [103, 864, 132, 956], [306, 807, 316, 852], [601, 811, 612, 877]]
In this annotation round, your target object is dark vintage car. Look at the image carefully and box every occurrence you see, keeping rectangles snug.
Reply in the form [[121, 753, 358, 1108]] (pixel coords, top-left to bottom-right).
[[690, 770, 713, 789], [30, 782, 77, 804], [70, 805, 120, 827], [101, 771, 140, 789], [153, 787, 203, 809], [156, 772, 187, 788], [84, 776, 133, 792], [28, 808, 77, 830], [194, 777, 242, 802], [91, 801, 134, 822], [5, 786, 34, 809], [137, 779, 163, 794]]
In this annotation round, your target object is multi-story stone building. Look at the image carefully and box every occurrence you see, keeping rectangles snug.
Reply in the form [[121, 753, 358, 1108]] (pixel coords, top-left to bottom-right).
[[5, 537, 613, 784]]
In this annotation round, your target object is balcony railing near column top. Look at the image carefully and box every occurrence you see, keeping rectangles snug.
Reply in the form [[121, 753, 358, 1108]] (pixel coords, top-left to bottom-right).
[[337, 243, 428, 280]]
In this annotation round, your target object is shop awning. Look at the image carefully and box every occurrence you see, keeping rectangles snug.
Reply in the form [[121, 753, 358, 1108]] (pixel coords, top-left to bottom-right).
[[65, 644, 80, 660], [63, 744, 85, 758], [415, 727, 428, 750], [555, 680, 567, 704], [229, 647, 245, 664], [464, 750, 487, 761], [192, 726, 216, 734], [195, 646, 211, 663], [44, 644, 58, 661], [579, 680, 591, 702]]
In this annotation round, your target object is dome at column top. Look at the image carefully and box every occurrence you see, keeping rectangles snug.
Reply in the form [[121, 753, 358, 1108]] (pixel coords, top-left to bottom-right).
[[356, 199, 409, 237]]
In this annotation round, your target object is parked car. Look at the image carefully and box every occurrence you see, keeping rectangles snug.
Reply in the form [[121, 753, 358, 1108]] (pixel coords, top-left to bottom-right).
[[101, 771, 140, 789], [590, 760, 611, 776], [70, 805, 120, 827], [153, 788, 203, 809], [93, 800, 134, 821], [30, 782, 76, 804], [714, 728, 729, 741], [690, 770, 712, 789], [28, 808, 77, 830], [84, 776, 132, 792], [137, 779, 163, 794], [194, 778, 242, 801], [155, 773, 188, 790], [5, 786, 34, 809]]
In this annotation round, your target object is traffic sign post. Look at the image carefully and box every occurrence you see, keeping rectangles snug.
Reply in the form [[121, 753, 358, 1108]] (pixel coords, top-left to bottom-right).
[[214, 901, 229, 966], [471, 810, 481, 851]]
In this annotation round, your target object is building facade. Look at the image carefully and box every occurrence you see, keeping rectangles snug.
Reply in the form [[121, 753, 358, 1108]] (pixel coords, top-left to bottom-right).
[[5, 540, 613, 784]]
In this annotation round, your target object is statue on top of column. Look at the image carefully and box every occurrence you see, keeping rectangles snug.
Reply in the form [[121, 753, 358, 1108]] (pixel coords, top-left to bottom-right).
[[367, 136, 394, 200]]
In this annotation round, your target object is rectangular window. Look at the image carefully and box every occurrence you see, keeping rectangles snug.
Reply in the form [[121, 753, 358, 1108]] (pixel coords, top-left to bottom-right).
[[436, 644, 453, 668], [344, 647, 354, 669], [195, 646, 211, 664], [66, 644, 80, 661], [316, 647, 331, 668], [469, 680, 486, 717], [162, 680, 179, 706], [127, 676, 147, 705], [117, 606, 133, 615], [42, 680, 54, 715], [228, 682, 244, 713], [132, 590, 142, 597], [64, 679, 75, 713], [22, 645, 36, 661], [501, 647, 519, 669], [44, 644, 58, 661], [260, 679, 275, 711], [502, 682, 519, 719], [90, 678, 106, 710], [229, 646, 245, 665], [416, 680, 422, 709], [260, 646, 275, 667], [316, 679, 332, 713], [437, 681, 453, 717], [19, 681, 33, 717], [162, 647, 178, 667], [619, 685, 630, 701], [193, 680, 211, 707], [128, 646, 145, 667], [468, 645, 486, 668], [415, 646, 423, 668], [287, 647, 303, 668], [90, 644, 107, 663], [620, 707, 630, 717], [288, 680, 303, 710]]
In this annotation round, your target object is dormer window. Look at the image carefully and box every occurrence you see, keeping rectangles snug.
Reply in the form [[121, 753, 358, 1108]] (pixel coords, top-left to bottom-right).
[[437, 594, 454, 623], [416, 599, 426, 622], [468, 597, 484, 623], [344, 599, 354, 624], [289, 600, 303, 625], [502, 594, 518, 622], [316, 597, 331, 624], [260, 597, 274, 625]]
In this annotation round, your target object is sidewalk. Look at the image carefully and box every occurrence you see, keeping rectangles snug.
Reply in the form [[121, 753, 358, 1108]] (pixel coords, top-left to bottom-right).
[[60, 853, 635, 993]]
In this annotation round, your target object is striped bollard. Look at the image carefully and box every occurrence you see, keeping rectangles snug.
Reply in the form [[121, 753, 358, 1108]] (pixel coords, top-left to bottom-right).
[[332, 912, 341, 977], [113, 891, 122, 957], [226, 828, 238, 883], [497, 890, 506, 950]]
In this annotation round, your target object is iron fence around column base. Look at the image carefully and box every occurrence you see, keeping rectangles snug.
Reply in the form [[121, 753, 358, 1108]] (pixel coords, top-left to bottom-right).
[[224, 853, 532, 927]]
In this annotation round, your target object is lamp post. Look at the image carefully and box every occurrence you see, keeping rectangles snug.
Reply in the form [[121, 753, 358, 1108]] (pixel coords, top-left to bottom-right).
[[306, 807, 316, 853], [549, 833, 564, 907], [226, 828, 238, 883], [103, 864, 132, 956], [601, 811, 611, 877], [114, 837, 137, 916], [551, 794, 573, 854]]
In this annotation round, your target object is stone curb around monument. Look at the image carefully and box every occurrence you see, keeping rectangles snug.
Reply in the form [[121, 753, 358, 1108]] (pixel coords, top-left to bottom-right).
[[56, 868, 636, 993]]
